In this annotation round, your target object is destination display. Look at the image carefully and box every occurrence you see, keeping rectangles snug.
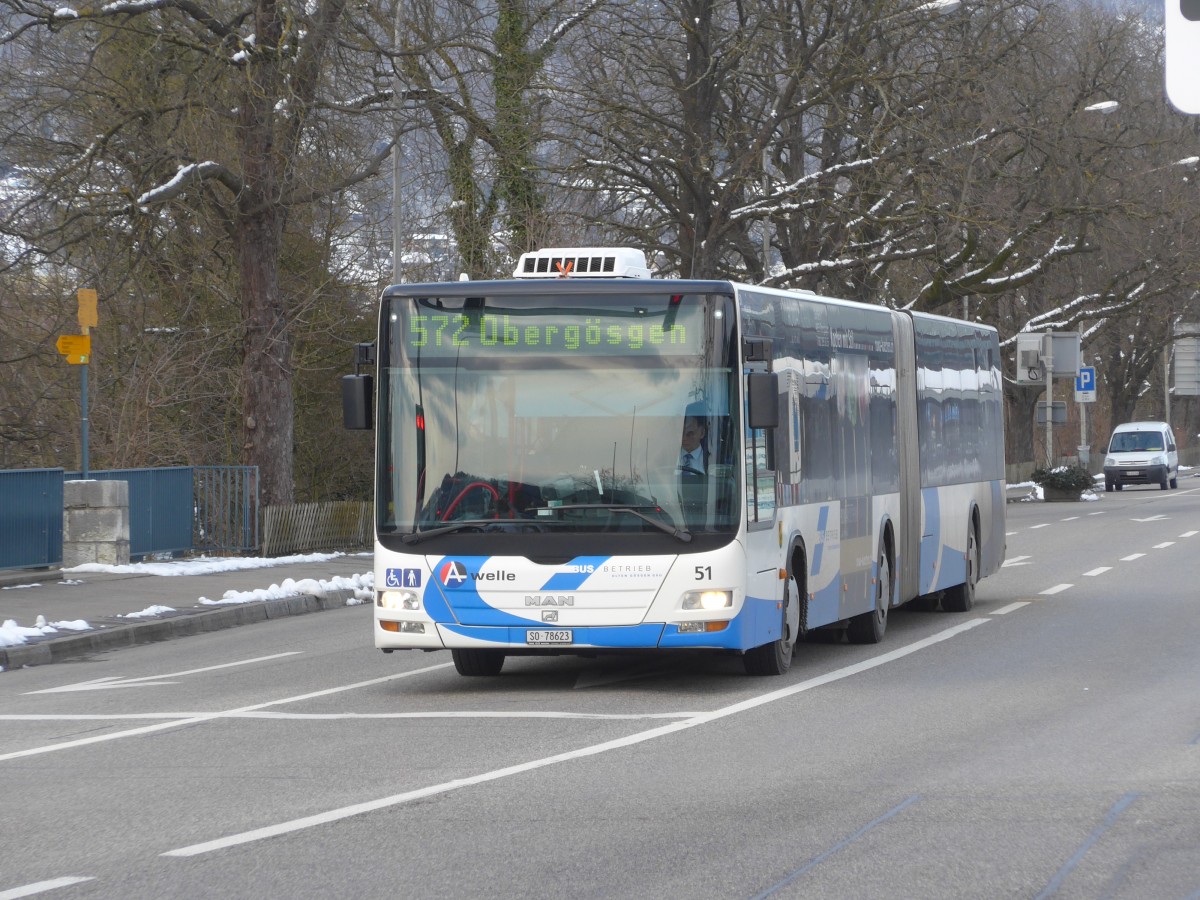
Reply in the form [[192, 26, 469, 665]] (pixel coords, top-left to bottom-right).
[[390, 294, 720, 359]]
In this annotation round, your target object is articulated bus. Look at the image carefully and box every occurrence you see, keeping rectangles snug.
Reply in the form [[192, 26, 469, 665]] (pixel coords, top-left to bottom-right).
[[343, 247, 1005, 676]]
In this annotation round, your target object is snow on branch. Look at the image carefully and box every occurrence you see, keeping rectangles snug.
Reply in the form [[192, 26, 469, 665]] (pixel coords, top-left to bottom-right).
[[136, 161, 233, 208]]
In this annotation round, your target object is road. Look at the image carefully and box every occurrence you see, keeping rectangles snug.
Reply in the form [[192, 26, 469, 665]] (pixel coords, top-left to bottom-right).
[[1, 484, 1198, 899]]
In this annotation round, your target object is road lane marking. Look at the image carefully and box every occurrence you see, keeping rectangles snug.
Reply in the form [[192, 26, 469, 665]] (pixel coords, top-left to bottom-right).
[[1030, 524, 1050, 529], [1061, 516, 1079, 521], [1152, 542, 1175, 549], [1001, 556, 1031, 567], [0, 663, 455, 762], [1121, 553, 1145, 561], [0, 878, 94, 899], [161, 619, 991, 858], [0, 711, 701, 722], [749, 796, 920, 899], [1132, 515, 1166, 522], [1082, 567, 1111, 577], [990, 602, 1030, 615], [1181, 530, 1197, 538], [23, 653, 303, 695], [1034, 793, 1140, 900], [1040, 584, 1073, 595]]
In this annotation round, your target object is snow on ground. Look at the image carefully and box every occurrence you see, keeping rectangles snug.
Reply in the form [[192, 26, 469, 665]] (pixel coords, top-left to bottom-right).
[[63, 550, 363, 577], [199, 574, 373, 606], [0, 616, 92, 648]]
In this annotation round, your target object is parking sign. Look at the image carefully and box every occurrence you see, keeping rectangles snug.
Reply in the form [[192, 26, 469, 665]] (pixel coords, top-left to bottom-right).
[[1074, 366, 1096, 402]]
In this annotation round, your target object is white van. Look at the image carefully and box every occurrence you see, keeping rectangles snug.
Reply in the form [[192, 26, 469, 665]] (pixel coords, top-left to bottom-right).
[[1103, 421, 1178, 491]]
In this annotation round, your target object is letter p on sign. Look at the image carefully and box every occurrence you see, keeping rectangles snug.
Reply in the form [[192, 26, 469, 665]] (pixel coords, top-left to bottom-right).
[[1166, 1, 1200, 114]]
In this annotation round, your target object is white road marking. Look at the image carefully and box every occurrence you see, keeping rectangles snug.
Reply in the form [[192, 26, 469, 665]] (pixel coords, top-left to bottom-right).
[[1181, 531, 1198, 538], [1153, 542, 1175, 549], [1040, 584, 1073, 595], [0, 711, 701, 722], [1061, 516, 1079, 522], [23, 652, 303, 695], [990, 602, 1030, 615], [1082, 567, 1111, 577], [1132, 515, 1167, 522], [0, 878, 94, 899], [0, 663, 455, 762], [162, 619, 991, 858], [1121, 553, 1145, 561], [1030, 524, 1050, 529], [1001, 556, 1031, 567]]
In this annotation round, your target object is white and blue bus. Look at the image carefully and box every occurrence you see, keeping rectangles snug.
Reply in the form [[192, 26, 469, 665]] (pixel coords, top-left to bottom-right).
[[343, 247, 1005, 676]]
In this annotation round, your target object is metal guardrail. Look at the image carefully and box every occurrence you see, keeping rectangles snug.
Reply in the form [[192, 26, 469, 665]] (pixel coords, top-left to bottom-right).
[[194, 466, 259, 555], [2, 466, 260, 569], [0, 469, 64, 570], [66, 467, 194, 558]]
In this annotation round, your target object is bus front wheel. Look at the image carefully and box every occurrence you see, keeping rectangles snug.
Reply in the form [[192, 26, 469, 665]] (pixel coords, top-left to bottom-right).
[[744, 574, 798, 676], [451, 648, 505, 676]]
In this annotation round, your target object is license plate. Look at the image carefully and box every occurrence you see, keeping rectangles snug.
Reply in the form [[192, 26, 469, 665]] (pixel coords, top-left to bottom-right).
[[1126, 470, 1140, 476], [526, 629, 573, 645]]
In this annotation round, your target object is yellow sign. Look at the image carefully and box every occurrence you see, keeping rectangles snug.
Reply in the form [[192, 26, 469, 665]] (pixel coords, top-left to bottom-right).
[[77, 288, 98, 330], [56, 334, 91, 365]]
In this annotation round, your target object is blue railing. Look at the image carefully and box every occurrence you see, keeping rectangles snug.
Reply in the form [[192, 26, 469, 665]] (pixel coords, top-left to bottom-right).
[[66, 467, 195, 558], [0, 469, 64, 570], [1, 466, 259, 569]]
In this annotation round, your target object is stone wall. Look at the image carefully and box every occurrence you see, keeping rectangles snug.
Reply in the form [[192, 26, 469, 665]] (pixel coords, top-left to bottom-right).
[[63, 480, 130, 566]]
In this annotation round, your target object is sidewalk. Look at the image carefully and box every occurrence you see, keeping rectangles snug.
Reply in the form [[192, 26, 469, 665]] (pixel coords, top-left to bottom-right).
[[0, 553, 373, 671]]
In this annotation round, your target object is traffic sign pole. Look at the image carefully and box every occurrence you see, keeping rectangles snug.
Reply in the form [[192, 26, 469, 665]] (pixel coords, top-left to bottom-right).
[[81, 361, 89, 479]]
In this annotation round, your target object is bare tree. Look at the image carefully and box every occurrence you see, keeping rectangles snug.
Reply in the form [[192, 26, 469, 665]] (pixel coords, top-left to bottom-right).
[[0, 0, 395, 504]]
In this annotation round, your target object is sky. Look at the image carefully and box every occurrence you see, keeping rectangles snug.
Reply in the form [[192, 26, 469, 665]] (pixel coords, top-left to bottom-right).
[[0, 552, 374, 651]]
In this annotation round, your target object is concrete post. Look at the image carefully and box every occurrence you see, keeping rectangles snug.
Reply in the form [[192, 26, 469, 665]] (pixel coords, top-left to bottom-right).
[[63, 480, 130, 566]]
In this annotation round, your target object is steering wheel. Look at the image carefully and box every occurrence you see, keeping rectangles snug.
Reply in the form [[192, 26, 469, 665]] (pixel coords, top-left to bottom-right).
[[440, 481, 501, 521]]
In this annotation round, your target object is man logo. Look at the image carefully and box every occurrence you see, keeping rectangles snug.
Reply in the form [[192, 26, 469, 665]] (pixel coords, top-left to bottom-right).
[[438, 560, 468, 586]]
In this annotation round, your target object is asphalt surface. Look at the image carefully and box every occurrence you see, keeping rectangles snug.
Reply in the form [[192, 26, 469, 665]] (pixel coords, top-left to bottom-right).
[[0, 553, 373, 671]]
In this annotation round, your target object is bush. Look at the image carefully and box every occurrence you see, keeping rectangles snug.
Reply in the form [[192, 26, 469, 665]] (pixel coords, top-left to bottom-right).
[[1030, 465, 1095, 491]]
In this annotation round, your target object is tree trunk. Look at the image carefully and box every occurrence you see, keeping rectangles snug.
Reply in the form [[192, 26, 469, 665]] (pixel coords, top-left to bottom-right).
[[238, 0, 294, 507], [238, 208, 294, 507]]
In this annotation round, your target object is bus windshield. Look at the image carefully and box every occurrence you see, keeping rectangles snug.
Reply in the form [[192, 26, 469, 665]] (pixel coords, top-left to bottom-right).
[[376, 290, 740, 547]]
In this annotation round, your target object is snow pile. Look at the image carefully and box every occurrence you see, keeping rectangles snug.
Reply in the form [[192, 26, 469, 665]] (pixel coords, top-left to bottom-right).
[[120, 605, 178, 619], [64, 551, 356, 577], [0, 615, 92, 648], [199, 572, 374, 606]]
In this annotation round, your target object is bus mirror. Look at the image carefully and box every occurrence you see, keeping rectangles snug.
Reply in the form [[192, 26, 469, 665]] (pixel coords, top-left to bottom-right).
[[746, 373, 779, 429], [342, 374, 374, 430], [354, 342, 376, 367]]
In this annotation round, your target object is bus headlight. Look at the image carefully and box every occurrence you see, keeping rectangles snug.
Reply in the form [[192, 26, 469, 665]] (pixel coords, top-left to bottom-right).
[[682, 590, 732, 610], [378, 590, 420, 611]]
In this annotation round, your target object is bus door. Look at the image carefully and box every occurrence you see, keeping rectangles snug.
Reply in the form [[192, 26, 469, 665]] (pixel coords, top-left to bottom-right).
[[744, 364, 781, 612]]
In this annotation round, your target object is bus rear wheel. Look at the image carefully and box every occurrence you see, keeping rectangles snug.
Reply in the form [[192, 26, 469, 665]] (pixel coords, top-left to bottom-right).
[[942, 523, 978, 613], [848, 550, 890, 644], [451, 648, 505, 676]]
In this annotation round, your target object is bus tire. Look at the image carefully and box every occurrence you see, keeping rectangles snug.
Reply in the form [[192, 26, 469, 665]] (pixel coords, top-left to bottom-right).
[[848, 549, 890, 644], [451, 648, 505, 676], [744, 575, 797, 676], [942, 521, 978, 613]]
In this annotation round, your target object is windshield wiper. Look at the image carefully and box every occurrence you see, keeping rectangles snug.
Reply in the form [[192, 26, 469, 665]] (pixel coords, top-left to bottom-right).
[[531, 503, 692, 543], [400, 519, 499, 545]]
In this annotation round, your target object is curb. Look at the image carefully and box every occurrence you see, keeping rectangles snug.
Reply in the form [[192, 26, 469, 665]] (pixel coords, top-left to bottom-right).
[[0, 589, 364, 671]]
